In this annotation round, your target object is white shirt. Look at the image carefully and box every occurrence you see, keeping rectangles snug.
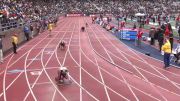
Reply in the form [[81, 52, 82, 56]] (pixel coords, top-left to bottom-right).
[[175, 44, 180, 53]]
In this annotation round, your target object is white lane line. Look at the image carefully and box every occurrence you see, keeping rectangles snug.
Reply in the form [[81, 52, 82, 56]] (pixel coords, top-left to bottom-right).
[[83, 16, 111, 101], [24, 48, 41, 101], [1, 18, 68, 100], [85, 27, 132, 74], [0, 53, 29, 75], [126, 46, 180, 88], [106, 39, 180, 77], [0, 32, 58, 76], [92, 30, 114, 64], [109, 50, 180, 83], [23, 19, 71, 101], [40, 24, 72, 101], [97, 21, 179, 100], [80, 45, 161, 101], [93, 23, 167, 100], [107, 50, 180, 97], [101, 30, 180, 81], [103, 26, 180, 76], [55, 22, 99, 101], [23, 37, 60, 101], [126, 44, 180, 92], [68, 22, 127, 101], [52, 90, 57, 101], [52, 31, 75, 33], [23, 34, 60, 101], [92, 51, 111, 101], [69, 48, 129, 101], [100, 26, 180, 96], [2, 18, 66, 64], [79, 20, 82, 101], [92, 23, 158, 100], [30, 82, 51, 86], [1, 33, 52, 100], [61, 33, 74, 66], [3, 55, 14, 101], [23, 31, 62, 101], [86, 17, 165, 98], [6, 67, 60, 75], [84, 18, 133, 101]]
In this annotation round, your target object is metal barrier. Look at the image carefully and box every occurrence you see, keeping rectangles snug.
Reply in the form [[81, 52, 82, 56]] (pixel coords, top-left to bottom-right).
[[0, 20, 24, 33]]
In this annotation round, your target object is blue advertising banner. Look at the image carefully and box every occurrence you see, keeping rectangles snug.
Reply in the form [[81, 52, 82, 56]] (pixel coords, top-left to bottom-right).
[[118, 29, 137, 40]]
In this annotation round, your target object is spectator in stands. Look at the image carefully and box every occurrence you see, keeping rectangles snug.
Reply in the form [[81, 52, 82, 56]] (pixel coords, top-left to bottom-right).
[[178, 26, 180, 40], [174, 40, 180, 63], [169, 33, 174, 51], [120, 21, 125, 29], [175, 15, 180, 28], [157, 28, 164, 52], [92, 17, 95, 24], [149, 27, 155, 45], [54, 18, 58, 27], [0, 37, 3, 63], [168, 23, 173, 34], [164, 24, 170, 37], [24, 25, 30, 41], [11, 34, 18, 54], [162, 38, 172, 68], [36, 22, 41, 34], [136, 28, 143, 48], [133, 23, 136, 30], [30, 24, 34, 38], [161, 23, 166, 34]]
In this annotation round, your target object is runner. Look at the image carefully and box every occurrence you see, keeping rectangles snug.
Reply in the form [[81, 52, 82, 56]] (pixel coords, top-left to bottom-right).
[[59, 40, 66, 50], [55, 67, 70, 84], [81, 26, 85, 32]]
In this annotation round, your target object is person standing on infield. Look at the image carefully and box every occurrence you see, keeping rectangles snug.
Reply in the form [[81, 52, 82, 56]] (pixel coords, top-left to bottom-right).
[[161, 38, 171, 68], [48, 22, 53, 36], [0, 36, 3, 63], [11, 34, 18, 54]]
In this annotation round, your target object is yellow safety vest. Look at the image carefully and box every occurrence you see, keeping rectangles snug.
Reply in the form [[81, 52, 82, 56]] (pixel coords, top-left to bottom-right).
[[12, 36, 18, 45], [161, 40, 171, 53]]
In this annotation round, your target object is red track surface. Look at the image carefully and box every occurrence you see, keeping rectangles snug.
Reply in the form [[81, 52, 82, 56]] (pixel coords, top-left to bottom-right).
[[0, 17, 180, 101]]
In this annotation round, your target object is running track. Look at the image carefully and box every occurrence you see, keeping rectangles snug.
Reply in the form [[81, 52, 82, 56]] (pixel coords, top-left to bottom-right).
[[0, 17, 180, 101]]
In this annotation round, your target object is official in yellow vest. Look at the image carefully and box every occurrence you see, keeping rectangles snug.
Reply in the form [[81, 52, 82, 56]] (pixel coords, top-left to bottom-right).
[[48, 23, 53, 31], [48, 23, 53, 36], [161, 38, 171, 68], [12, 34, 18, 54]]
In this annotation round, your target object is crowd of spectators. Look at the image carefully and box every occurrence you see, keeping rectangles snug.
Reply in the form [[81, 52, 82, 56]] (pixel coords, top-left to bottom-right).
[[1, 0, 180, 22], [0, 0, 179, 32], [0, 0, 61, 24]]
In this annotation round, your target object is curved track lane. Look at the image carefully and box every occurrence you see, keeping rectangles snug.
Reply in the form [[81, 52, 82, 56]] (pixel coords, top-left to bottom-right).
[[1, 17, 180, 101]]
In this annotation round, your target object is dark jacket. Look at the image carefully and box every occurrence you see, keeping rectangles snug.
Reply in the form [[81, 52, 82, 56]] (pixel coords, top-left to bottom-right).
[[30, 25, 33, 31], [0, 39, 3, 49], [157, 30, 164, 42]]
